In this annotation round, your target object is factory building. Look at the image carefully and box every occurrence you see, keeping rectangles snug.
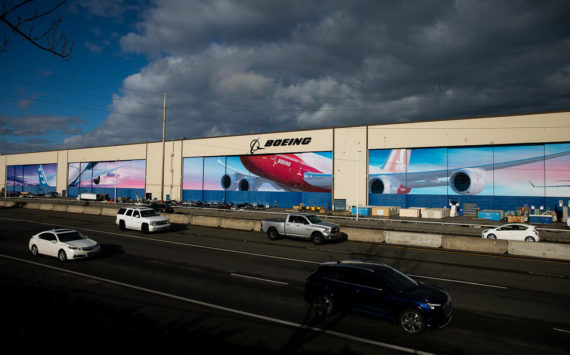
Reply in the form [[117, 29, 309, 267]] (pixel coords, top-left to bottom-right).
[[2, 111, 569, 214]]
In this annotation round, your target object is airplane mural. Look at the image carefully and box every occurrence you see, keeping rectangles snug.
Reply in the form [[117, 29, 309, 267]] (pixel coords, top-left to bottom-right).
[[369, 145, 570, 195], [216, 152, 333, 192]]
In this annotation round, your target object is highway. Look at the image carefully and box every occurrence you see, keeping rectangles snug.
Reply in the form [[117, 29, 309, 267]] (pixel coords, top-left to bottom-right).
[[1, 208, 569, 354]]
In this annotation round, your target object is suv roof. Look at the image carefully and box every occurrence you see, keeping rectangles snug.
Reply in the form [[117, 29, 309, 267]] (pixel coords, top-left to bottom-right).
[[319, 260, 390, 273], [125, 206, 155, 211]]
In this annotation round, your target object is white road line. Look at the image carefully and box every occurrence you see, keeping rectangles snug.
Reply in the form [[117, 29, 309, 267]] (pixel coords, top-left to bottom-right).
[[0, 253, 434, 355], [553, 328, 570, 334], [0, 216, 320, 265], [410, 274, 509, 290], [0, 216, 509, 290], [231, 273, 289, 285]]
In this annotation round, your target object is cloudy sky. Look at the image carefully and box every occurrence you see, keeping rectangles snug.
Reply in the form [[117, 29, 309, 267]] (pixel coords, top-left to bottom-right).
[[1, 0, 569, 154]]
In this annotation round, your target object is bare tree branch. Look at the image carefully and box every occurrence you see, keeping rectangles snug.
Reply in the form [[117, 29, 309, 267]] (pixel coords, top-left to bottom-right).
[[1, 0, 73, 60]]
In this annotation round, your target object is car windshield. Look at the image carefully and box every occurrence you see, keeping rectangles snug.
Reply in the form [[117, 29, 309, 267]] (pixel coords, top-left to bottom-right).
[[58, 231, 85, 242], [141, 210, 160, 217], [306, 215, 322, 224], [382, 267, 419, 291]]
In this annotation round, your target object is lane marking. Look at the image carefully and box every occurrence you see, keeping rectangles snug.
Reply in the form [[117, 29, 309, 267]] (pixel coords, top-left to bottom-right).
[[410, 274, 508, 289], [553, 328, 570, 334], [0, 253, 434, 355], [0, 216, 550, 290], [231, 273, 289, 285]]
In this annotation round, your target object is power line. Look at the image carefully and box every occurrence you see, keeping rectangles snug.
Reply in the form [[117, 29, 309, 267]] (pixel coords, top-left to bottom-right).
[[0, 92, 161, 121]]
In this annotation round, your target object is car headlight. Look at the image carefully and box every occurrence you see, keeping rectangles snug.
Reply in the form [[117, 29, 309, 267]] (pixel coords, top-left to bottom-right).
[[68, 246, 80, 250]]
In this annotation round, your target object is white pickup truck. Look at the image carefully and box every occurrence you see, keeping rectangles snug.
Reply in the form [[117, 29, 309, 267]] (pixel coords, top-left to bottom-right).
[[260, 213, 344, 245], [116, 206, 171, 233]]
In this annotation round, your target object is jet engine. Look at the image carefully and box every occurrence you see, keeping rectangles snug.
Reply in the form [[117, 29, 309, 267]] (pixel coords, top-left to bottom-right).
[[449, 168, 485, 195], [369, 177, 402, 194], [93, 176, 101, 184], [221, 174, 250, 191]]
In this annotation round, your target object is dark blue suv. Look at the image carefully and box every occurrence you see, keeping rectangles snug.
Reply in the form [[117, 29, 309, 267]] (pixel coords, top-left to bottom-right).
[[304, 261, 452, 334]]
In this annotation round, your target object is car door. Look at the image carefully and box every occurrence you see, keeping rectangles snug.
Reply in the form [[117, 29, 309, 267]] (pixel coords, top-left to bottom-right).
[[37, 232, 59, 257], [124, 209, 134, 229], [497, 225, 517, 240], [131, 210, 143, 230], [285, 216, 303, 237], [350, 270, 398, 320]]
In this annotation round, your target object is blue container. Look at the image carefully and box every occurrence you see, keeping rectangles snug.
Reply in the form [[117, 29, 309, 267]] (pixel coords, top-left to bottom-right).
[[478, 211, 502, 221], [528, 215, 553, 224], [352, 207, 370, 216]]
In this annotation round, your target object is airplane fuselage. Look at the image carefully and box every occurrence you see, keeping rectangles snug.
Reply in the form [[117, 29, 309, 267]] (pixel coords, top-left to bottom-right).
[[240, 154, 330, 192]]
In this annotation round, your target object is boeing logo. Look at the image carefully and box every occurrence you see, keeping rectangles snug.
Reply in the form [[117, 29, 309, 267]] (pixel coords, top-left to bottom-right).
[[250, 137, 312, 154]]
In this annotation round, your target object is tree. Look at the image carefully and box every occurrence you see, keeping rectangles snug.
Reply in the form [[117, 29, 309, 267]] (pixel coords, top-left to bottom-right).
[[1, 0, 73, 60]]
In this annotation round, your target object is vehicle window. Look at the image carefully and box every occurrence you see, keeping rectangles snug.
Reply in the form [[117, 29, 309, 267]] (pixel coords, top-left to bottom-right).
[[516, 225, 527, 230], [126, 209, 133, 217], [118, 208, 126, 215], [502, 225, 515, 231], [300, 217, 309, 225], [352, 270, 385, 288], [38, 233, 56, 241], [57, 231, 85, 242], [380, 267, 418, 292], [133, 211, 140, 218], [140, 210, 159, 217], [289, 216, 300, 223], [306, 215, 322, 224]]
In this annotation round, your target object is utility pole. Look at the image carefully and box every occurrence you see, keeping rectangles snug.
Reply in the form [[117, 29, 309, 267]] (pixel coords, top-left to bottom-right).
[[161, 92, 166, 202]]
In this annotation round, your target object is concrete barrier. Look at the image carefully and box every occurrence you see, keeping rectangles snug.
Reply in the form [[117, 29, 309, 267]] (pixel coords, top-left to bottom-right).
[[67, 205, 85, 214], [101, 207, 119, 216], [39, 203, 54, 211], [220, 218, 260, 231], [508, 241, 570, 261], [442, 235, 508, 254], [83, 206, 102, 215], [0, 200, 17, 208], [384, 231, 442, 248], [52, 204, 69, 212], [166, 214, 193, 224], [343, 227, 385, 243], [23, 202, 41, 209], [190, 215, 222, 228]]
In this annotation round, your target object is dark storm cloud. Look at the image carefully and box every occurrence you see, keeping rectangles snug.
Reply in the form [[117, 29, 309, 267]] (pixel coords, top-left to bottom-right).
[[63, 0, 570, 149]]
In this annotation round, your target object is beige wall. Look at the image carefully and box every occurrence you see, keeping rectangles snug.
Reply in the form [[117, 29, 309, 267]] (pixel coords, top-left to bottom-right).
[[2, 111, 569, 205], [368, 112, 570, 149], [333, 127, 367, 209], [182, 129, 333, 157]]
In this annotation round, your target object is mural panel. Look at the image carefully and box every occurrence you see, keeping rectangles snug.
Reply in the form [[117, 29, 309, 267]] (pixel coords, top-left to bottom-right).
[[5, 164, 57, 194], [183, 152, 332, 208], [67, 160, 145, 199], [368, 143, 570, 211]]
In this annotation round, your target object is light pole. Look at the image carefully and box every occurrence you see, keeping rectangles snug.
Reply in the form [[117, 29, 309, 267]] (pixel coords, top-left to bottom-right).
[[161, 92, 166, 202], [356, 148, 361, 221]]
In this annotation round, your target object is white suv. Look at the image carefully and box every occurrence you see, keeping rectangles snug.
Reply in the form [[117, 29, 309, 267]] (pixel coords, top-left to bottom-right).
[[116, 206, 171, 233]]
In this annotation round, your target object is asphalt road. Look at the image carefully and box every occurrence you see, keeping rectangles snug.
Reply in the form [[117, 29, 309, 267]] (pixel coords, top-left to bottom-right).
[[1, 208, 569, 354]]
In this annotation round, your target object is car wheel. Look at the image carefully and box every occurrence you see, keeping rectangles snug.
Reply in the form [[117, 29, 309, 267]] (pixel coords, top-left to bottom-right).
[[525, 236, 536, 242], [142, 223, 149, 234], [31, 244, 39, 256], [58, 249, 67, 262], [119, 220, 126, 231], [267, 228, 280, 240], [399, 309, 426, 335], [312, 232, 324, 245], [312, 293, 334, 318], [487, 234, 497, 240]]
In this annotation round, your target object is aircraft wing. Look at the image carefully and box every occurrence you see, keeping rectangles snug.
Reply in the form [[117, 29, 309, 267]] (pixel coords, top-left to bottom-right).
[[303, 172, 333, 190], [371, 150, 570, 189]]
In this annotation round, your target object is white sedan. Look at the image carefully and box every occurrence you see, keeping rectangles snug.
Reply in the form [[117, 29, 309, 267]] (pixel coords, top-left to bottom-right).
[[481, 223, 540, 242], [29, 228, 100, 261]]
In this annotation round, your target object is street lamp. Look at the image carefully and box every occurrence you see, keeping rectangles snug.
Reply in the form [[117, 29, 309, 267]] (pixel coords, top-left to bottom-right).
[[356, 148, 361, 221]]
